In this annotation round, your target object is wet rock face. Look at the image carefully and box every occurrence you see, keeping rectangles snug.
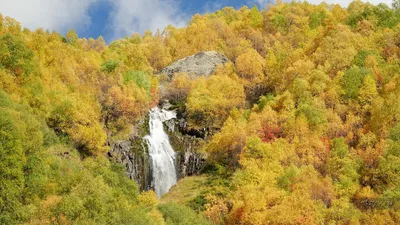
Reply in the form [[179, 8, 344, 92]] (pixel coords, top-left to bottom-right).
[[159, 51, 229, 78], [162, 101, 206, 178], [108, 135, 205, 191], [177, 148, 205, 178], [166, 124, 206, 178], [108, 140, 152, 191], [108, 108, 206, 191]]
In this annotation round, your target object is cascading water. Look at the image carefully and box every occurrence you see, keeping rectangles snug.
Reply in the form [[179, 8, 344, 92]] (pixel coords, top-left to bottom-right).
[[144, 107, 178, 197]]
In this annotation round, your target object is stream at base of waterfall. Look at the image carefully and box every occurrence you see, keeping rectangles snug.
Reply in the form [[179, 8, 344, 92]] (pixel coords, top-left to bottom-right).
[[144, 107, 178, 197]]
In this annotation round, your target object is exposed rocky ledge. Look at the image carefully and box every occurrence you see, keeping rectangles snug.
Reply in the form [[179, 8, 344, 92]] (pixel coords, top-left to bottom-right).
[[176, 140, 205, 178], [159, 51, 229, 78], [165, 113, 206, 179], [108, 140, 152, 191]]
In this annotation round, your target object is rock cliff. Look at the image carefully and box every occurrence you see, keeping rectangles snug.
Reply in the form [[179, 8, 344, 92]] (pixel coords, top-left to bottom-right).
[[159, 51, 229, 78], [108, 139, 152, 190]]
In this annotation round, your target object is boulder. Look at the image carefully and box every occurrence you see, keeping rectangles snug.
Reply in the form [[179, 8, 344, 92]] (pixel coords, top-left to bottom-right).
[[159, 51, 229, 78]]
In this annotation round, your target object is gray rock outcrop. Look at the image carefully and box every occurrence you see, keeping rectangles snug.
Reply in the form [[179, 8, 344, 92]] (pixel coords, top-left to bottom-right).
[[176, 138, 205, 178], [108, 140, 152, 191], [159, 51, 229, 78], [162, 103, 205, 178]]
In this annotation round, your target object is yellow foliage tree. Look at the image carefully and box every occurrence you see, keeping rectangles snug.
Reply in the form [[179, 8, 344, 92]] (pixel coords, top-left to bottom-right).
[[164, 72, 192, 103], [235, 48, 265, 83], [186, 74, 245, 131]]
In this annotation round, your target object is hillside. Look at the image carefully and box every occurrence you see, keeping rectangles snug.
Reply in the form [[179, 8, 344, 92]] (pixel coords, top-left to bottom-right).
[[1, 1, 400, 224]]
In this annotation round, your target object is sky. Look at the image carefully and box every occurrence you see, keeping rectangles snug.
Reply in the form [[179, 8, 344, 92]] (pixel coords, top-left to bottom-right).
[[0, 0, 393, 43]]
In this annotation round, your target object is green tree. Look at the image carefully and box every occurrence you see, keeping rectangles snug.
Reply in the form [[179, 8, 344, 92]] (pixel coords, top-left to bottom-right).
[[0, 109, 25, 224], [65, 29, 78, 45], [341, 66, 371, 99], [0, 33, 36, 76], [377, 123, 400, 190], [124, 70, 151, 94], [326, 138, 359, 198]]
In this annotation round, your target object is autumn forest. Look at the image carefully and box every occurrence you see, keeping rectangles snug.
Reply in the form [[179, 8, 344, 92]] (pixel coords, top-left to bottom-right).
[[1, 0, 400, 224]]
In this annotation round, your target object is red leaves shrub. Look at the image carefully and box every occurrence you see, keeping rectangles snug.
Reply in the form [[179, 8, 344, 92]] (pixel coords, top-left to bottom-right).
[[259, 124, 281, 142]]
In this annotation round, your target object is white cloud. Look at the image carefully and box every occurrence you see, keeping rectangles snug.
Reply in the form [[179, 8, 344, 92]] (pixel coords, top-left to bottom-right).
[[108, 0, 187, 39], [0, 0, 188, 40], [251, 0, 275, 7], [0, 0, 98, 33], [202, 1, 224, 13], [249, 0, 392, 7], [298, 0, 392, 7]]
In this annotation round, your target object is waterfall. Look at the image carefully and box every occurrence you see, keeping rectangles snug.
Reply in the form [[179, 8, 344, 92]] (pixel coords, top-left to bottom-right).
[[144, 107, 178, 197]]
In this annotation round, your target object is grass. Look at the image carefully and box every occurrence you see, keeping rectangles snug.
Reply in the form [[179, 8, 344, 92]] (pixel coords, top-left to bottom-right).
[[161, 175, 208, 205]]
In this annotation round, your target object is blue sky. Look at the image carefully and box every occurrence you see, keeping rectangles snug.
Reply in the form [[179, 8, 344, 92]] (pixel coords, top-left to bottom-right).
[[0, 0, 393, 43], [90, 0, 276, 42]]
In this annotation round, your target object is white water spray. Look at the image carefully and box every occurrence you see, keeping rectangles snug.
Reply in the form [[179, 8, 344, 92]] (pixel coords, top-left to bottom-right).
[[144, 107, 178, 197]]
